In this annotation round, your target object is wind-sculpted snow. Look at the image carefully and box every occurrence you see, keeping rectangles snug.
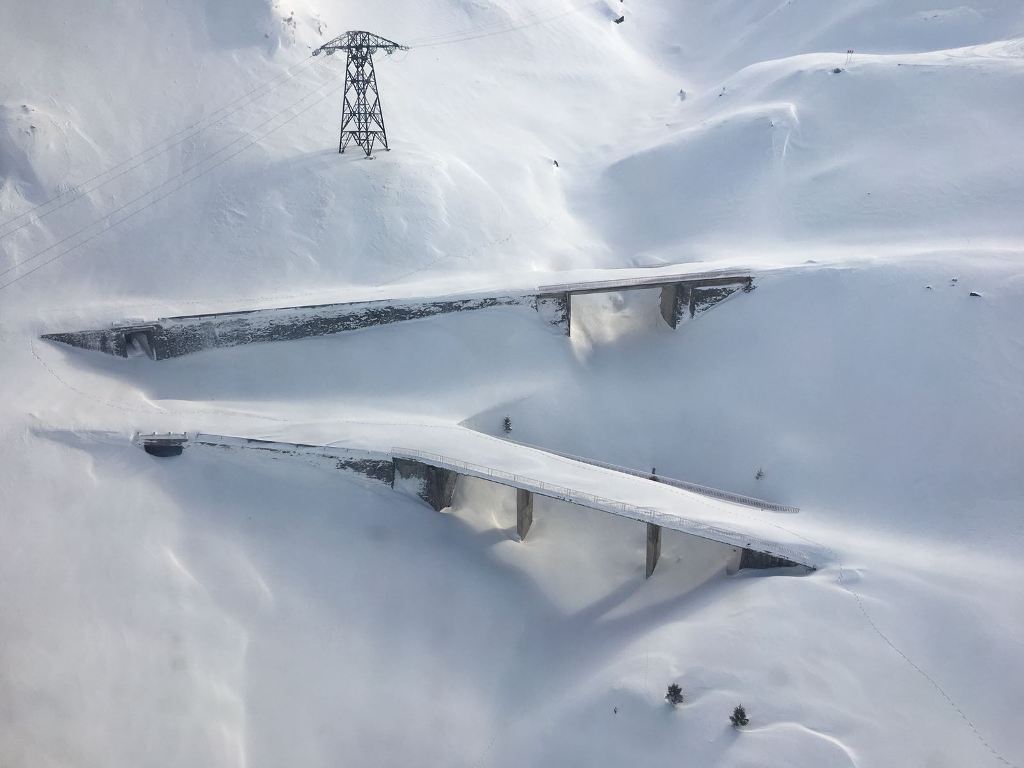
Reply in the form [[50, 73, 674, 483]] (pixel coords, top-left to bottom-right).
[[2, 1, 1024, 766]]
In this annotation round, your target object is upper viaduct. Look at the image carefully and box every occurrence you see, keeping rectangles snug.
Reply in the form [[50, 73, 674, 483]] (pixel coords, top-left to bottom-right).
[[42, 267, 754, 360]]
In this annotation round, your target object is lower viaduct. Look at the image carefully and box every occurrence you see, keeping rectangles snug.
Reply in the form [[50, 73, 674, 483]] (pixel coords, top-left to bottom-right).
[[138, 431, 817, 579]]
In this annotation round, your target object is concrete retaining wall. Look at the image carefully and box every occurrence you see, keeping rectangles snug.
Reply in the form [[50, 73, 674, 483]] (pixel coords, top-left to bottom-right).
[[42, 272, 755, 360], [176, 433, 395, 484], [46, 295, 537, 360]]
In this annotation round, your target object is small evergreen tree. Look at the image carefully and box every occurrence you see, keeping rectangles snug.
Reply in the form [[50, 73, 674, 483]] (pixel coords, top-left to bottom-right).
[[665, 683, 684, 706], [730, 704, 749, 727], [502, 416, 512, 434]]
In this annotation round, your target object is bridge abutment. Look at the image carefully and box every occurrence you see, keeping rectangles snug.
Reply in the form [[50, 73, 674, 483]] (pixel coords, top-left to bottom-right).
[[727, 546, 804, 573], [535, 292, 571, 335], [393, 458, 458, 511], [658, 283, 693, 329]]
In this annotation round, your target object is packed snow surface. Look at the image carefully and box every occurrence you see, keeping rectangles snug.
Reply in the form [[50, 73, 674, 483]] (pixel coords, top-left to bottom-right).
[[1, 1, 1023, 767]]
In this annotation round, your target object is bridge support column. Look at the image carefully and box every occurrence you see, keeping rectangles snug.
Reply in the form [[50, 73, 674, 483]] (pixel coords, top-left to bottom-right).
[[659, 283, 693, 329], [645, 523, 662, 578], [516, 488, 534, 541], [393, 458, 458, 512], [535, 292, 571, 336], [435, 468, 458, 511]]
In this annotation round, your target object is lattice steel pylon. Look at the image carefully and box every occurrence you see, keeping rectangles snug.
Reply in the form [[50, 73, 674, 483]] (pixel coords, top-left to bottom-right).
[[313, 31, 408, 157]]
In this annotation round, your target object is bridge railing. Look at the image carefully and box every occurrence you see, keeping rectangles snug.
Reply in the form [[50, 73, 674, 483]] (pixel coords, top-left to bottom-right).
[[495, 438, 799, 513], [537, 270, 750, 294], [392, 447, 815, 567]]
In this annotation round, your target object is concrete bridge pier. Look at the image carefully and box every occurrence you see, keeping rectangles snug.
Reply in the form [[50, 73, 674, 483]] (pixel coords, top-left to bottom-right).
[[646, 523, 662, 578], [659, 283, 692, 329], [393, 458, 458, 512], [535, 292, 571, 335], [516, 488, 534, 540]]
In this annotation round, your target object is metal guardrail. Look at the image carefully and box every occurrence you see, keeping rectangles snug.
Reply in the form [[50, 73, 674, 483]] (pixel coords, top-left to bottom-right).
[[135, 431, 187, 443], [537, 270, 750, 294], [392, 447, 814, 566], [498, 438, 799, 513]]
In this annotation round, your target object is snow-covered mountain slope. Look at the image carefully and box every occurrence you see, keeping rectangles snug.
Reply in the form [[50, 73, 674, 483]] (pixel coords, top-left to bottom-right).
[[581, 38, 1024, 259], [1, 1, 1023, 767]]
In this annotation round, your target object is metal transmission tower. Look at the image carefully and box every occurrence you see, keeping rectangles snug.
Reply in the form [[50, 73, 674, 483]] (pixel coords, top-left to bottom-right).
[[313, 31, 408, 157]]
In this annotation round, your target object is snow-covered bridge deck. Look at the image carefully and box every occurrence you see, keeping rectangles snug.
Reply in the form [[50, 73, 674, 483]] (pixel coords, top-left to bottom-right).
[[147, 422, 822, 577], [537, 268, 752, 295]]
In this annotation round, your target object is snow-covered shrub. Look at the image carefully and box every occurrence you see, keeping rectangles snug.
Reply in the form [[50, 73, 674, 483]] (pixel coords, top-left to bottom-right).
[[665, 684, 684, 706]]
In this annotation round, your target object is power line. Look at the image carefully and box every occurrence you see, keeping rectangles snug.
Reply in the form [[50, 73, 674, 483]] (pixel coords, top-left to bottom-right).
[[1, 4, 603, 290], [0, 54, 317, 238], [405, 1, 601, 49], [0, 69, 339, 281], [402, 1, 598, 46], [0, 77, 345, 292]]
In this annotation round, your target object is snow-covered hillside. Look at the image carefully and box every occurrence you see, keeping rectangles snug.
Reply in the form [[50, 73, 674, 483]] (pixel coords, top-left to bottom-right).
[[2, 2, 1023, 767]]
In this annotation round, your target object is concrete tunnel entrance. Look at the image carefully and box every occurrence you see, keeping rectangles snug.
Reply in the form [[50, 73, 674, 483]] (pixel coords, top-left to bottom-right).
[[124, 328, 156, 359]]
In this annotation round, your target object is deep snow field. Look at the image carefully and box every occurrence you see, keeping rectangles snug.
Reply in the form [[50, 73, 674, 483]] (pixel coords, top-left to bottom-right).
[[2, 1, 1024, 766]]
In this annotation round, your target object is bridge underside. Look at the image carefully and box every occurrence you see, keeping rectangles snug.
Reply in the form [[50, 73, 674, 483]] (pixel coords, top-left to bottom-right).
[[536, 274, 754, 336]]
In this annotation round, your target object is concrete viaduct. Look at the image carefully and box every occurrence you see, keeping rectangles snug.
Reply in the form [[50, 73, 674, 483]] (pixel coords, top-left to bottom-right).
[[43, 268, 754, 360], [535, 271, 753, 335], [391, 449, 807, 578], [141, 430, 816, 579]]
